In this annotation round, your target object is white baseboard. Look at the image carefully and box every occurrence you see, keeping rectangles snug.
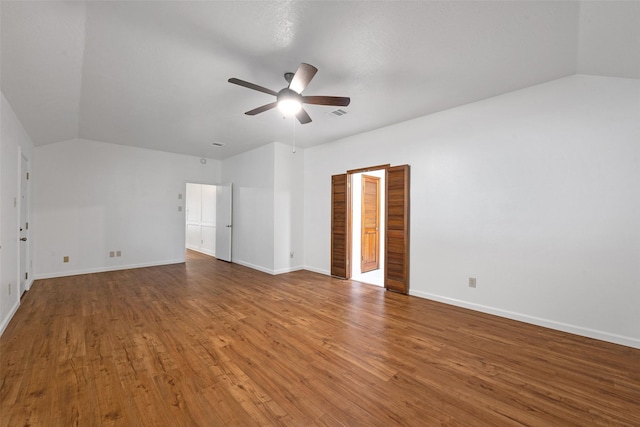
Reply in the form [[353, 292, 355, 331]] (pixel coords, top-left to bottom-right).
[[186, 246, 216, 257], [231, 259, 275, 275], [0, 300, 20, 337], [231, 259, 303, 276], [411, 290, 640, 350], [33, 259, 185, 280], [273, 266, 304, 275], [302, 265, 331, 276]]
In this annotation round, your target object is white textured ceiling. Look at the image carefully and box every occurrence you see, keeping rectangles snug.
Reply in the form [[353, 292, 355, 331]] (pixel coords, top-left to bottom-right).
[[1, 1, 639, 159]]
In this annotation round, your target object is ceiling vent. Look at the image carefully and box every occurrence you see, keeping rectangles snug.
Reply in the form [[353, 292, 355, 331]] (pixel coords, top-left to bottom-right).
[[330, 109, 347, 116]]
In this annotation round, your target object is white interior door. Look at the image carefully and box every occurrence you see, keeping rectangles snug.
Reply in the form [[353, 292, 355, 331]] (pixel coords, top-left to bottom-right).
[[215, 183, 232, 262], [19, 155, 29, 295]]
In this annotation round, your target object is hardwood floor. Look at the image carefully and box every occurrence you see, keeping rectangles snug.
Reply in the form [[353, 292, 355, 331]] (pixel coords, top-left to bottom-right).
[[1, 251, 639, 426]]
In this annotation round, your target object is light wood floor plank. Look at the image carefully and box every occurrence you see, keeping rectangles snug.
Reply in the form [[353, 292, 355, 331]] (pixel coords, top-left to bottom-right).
[[1, 250, 639, 426]]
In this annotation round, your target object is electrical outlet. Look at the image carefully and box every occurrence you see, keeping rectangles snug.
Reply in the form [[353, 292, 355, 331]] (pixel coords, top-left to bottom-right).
[[178, 193, 183, 199], [116, 251, 121, 257], [109, 251, 115, 258], [178, 206, 183, 212], [63, 256, 69, 263], [469, 277, 476, 288]]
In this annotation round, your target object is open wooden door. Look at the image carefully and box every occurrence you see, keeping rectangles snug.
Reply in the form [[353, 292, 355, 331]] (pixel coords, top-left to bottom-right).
[[331, 174, 351, 278], [385, 165, 410, 293], [361, 175, 380, 273]]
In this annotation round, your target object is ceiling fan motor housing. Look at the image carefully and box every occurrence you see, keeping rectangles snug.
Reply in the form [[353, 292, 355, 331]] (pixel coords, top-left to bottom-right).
[[277, 87, 302, 102]]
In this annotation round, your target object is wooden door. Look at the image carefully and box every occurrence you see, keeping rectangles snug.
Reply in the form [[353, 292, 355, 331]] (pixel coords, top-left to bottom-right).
[[331, 174, 351, 278], [361, 175, 380, 273], [385, 165, 410, 293]]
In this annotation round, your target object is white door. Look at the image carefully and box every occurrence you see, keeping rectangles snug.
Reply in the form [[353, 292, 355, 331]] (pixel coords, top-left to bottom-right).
[[215, 183, 232, 262], [19, 155, 29, 295]]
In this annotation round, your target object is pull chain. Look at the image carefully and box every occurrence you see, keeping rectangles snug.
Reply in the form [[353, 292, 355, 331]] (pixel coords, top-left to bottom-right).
[[292, 115, 296, 153]]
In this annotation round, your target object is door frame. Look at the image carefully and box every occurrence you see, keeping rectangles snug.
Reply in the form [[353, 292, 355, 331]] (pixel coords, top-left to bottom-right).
[[185, 183, 217, 257], [331, 164, 410, 293], [182, 180, 220, 262], [18, 150, 31, 294]]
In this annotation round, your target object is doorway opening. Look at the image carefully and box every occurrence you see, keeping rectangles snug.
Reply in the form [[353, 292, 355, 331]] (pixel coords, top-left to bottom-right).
[[185, 183, 217, 257], [331, 164, 410, 294], [184, 182, 233, 262], [350, 170, 385, 287]]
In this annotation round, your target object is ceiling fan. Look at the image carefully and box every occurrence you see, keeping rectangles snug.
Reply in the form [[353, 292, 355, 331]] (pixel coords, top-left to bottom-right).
[[228, 63, 350, 124]]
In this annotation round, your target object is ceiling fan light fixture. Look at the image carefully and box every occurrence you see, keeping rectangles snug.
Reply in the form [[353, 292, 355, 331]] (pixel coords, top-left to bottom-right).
[[229, 63, 350, 124], [277, 89, 302, 116], [278, 98, 302, 116]]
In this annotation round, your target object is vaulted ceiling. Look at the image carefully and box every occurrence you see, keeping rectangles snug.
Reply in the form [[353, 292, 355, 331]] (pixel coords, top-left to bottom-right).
[[2, 1, 639, 159]]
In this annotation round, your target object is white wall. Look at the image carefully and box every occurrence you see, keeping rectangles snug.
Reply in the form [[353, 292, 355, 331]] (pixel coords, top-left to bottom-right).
[[578, 1, 640, 79], [222, 143, 275, 273], [221, 141, 305, 275], [303, 75, 640, 348], [273, 142, 304, 274], [1, 92, 35, 334], [33, 139, 221, 278]]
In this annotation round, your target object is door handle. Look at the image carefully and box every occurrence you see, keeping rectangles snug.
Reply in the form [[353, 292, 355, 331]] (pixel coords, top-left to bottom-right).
[[226, 225, 232, 228], [20, 237, 27, 242]]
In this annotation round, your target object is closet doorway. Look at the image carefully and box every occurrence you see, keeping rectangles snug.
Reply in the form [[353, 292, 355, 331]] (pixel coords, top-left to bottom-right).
[[350, 170, 385, 287], [331, 164, 410, 294]]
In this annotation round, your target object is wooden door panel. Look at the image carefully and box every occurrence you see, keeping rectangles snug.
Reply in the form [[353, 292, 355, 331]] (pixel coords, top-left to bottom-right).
[[331, 174, 351, 278], [385, 165, 410, 293], [361, 175, 380, 273]]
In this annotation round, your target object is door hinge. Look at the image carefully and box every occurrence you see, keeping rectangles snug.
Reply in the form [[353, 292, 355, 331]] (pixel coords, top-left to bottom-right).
[[25, 272, 28, 280], [26, 172, 29, 180], [26, 222, 29, 230]]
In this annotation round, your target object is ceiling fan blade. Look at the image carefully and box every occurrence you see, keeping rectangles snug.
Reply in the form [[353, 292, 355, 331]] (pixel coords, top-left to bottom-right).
[[245, 102, 278, 115], [228, 78, 278, 96], [296, 107, 312, 124], [288, 63, 318, 94], [302, 96, 351, 107]]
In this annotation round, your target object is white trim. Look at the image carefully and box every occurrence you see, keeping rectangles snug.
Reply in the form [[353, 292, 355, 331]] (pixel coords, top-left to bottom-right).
[[0, 300, 20, 337], [231, 259, 274, 275], [411, 290, 640, 350], [230, 259, 304, 276], [273, 266, 304, 275], [33, 259, 185, 280], [302, 265, 331, 276], [186, 246, 216, 257]]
